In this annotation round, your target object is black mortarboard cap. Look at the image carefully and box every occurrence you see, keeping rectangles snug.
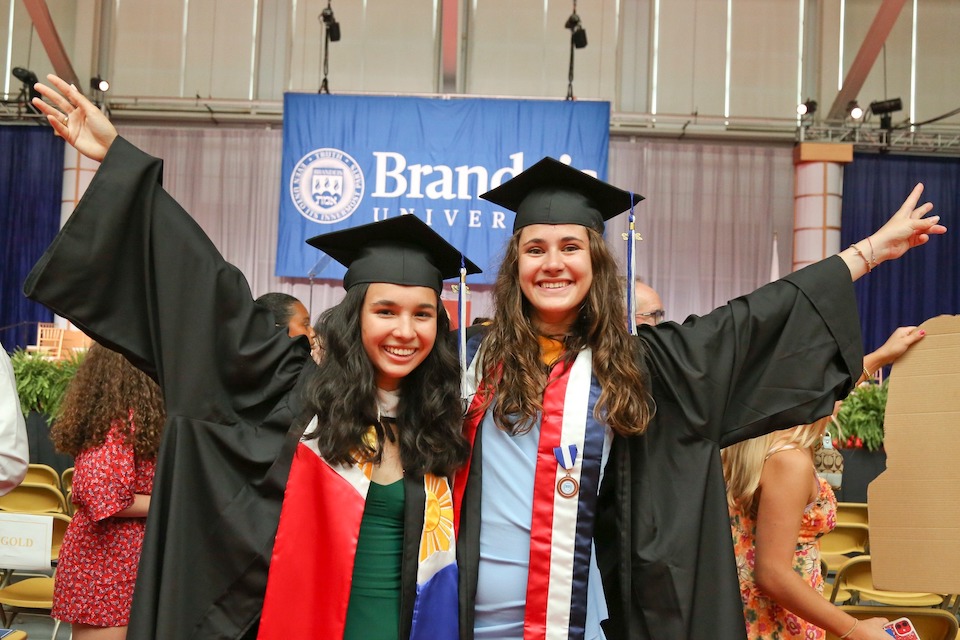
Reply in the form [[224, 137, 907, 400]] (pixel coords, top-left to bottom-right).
[[480, 157, 644, 233], [305, 215, 481, 292]]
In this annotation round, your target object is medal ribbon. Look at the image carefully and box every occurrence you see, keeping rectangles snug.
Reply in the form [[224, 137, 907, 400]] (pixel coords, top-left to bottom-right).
[[525, 349, 604, 640]]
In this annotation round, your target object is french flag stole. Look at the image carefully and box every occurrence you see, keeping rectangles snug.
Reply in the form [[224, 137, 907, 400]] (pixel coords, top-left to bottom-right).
[[259, 423, 458, 640], [458, 344, 604, 640]]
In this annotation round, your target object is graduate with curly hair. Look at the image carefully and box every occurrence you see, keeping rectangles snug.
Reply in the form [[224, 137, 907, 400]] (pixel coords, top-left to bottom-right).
[[50, 343, 165, 640]]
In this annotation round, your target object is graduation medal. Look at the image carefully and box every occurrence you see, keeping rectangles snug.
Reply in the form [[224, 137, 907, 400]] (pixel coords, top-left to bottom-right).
[[554, 444, 580, 498]]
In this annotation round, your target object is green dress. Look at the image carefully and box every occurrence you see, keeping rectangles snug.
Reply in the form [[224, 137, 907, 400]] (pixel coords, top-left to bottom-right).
[[344, 479, 406, 639]]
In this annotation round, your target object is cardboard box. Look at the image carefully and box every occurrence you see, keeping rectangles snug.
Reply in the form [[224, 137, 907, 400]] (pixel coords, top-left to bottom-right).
[[868, 315, 960, 594]]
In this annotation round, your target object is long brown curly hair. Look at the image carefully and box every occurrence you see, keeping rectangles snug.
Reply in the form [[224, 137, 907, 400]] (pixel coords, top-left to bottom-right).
[[50, 344, 165, 458], [477, 227, 653, 436]]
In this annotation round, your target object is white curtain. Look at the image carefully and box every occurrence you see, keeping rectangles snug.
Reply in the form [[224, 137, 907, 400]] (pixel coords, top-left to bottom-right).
[[118, 125, 351, 318], [113, 127, 795, 327], [606, 136, 796, 324]]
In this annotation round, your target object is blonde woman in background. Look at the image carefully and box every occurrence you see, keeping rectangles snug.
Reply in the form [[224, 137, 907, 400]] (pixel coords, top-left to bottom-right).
[[723, 327, 925, 640]]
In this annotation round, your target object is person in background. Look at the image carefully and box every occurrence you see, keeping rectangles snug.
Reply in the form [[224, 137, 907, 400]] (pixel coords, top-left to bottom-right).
[[255, 292, 322, 363], [0, 341, 29, 495], [723, 326, 925, 640], [454, 157, 944, 640], [633, 279, 665, 326], [49, 343, 165, 640]]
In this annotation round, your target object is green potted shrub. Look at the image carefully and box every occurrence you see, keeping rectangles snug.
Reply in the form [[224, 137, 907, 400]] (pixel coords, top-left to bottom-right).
[[9, 349, 85, 421], [827, 378, 888, 452], [826, 378, 889, 502]]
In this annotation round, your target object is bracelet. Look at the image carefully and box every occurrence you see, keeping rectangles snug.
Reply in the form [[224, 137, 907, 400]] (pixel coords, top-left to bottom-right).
[[850, 244, 872, 273], [865, 236, 878, 269], [862, 367, 873, 381], [840, 618, 859, 639]]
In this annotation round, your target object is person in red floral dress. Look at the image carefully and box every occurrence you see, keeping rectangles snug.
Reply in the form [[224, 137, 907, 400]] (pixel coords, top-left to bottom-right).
[[50, 343, 165, 640]]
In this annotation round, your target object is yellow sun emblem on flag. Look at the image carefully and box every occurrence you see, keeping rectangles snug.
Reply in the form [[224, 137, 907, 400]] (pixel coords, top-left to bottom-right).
[[420, 474, 454, 562]]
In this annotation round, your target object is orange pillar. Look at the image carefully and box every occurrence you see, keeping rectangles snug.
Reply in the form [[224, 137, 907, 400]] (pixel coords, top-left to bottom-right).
[[792, 143, 854, 271]]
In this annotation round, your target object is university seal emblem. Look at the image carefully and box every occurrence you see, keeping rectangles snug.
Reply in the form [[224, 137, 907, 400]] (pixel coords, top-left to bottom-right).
[[289, 148, 365, 223]]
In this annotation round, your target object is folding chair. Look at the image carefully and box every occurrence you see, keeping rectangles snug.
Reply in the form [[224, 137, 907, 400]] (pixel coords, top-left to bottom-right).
[[24, 324, 64, 360], [830, 556, 944, 607], [835, 502, 869, 526], [58, 469, 73, 496], [825, 605, 958, 640], [0, 513, 62, 639], [820, 522, 869, 573], [23, 465, 61, 492], [0, 484, 68, 515]]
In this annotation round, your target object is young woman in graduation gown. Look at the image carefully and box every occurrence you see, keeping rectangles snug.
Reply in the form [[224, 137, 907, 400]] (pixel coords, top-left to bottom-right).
[[257, 218, 475, 640], [24, 75, 475, 640], [453, 158, 945, 640]]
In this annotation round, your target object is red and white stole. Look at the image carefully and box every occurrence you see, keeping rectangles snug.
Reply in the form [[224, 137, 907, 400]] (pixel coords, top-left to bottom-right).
[[457, 345, 605, 640], [259, 422, 458, 639]]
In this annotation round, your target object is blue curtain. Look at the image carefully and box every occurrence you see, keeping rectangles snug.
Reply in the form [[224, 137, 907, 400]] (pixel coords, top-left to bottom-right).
[[841, 153, 959, 356], [0, 126, 64, 350]]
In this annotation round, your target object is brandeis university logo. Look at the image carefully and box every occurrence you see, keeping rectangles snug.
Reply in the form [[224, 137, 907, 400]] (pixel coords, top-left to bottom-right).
[[290, 148, 365, 224]]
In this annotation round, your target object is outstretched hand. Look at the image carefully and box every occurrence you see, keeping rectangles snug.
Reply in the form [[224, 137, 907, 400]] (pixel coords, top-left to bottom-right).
[[870, 183, 946, 263], [870, 326, 925, 370], [31, 74, 118, 162]]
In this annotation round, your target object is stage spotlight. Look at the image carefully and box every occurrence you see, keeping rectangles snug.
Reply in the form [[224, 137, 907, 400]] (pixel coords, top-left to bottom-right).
[[565, 11, 588, 49], [847, 101, 864, 120], [91, 76, 110, 92], [11, 67, 41, 111], [12, 66, 38, 85], [797, 99, 817, 116], [870, 97, 902, 115], [870, 97, 902, 130], [321, 4, 341, 42]]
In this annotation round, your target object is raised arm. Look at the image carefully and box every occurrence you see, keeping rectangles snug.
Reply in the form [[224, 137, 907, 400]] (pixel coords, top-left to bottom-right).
[[32, 74, 118, 162], [839, 183, 946, 281]]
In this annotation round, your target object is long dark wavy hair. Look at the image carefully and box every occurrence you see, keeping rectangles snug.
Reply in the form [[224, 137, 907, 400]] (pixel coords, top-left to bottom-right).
[[302, 284, 469, 477], [51, 343, 166, 458], [477, 227, 653, 436]]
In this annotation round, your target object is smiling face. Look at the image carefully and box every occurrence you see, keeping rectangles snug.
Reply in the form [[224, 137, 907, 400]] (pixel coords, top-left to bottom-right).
[[360, 282, 439, 391], [517, 223, 594, 334]]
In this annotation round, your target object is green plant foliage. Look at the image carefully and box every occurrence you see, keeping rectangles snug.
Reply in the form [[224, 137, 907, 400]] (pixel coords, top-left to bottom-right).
[[827, 379, 888, 452], [8, 349, 85, 422]]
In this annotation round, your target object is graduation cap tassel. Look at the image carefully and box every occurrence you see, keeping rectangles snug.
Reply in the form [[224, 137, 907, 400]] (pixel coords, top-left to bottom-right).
[[458, 256, 468, 396], [625, 192, 638, 335]]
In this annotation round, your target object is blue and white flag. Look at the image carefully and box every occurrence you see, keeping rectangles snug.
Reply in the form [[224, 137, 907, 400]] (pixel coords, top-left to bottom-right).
[[278, 94, 610, 283]]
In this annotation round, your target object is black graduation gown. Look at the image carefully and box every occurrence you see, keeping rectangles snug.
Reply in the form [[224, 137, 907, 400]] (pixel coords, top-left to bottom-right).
[[456, 256, 863, 640], [23, 137, 312, 639]]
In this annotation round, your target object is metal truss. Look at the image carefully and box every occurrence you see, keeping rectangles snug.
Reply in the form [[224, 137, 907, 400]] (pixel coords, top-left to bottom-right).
[[799, 123, 960, 156]]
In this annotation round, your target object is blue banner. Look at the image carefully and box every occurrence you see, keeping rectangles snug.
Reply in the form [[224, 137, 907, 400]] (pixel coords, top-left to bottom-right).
[[277, 94, 610, 283]]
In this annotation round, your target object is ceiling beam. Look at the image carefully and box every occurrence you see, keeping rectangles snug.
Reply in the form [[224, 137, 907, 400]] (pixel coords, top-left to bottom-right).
[[826, 0, 907, 122], [21, 0, 81, 90]]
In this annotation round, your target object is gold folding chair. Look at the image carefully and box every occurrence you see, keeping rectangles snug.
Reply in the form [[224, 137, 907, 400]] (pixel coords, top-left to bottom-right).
[[830, 556, 944, 607], [820, 522, 870, 573], [825, 605, 958, 640], [0, 575, 59, 639], [0, 513, 63, 639], [58, 469, 73, 497], [821, 558, 851, 604], [49, 513, 71, 565], [835, 502, 869, 526], [0, 484, 68, 515], [23, 465, 61, 491]]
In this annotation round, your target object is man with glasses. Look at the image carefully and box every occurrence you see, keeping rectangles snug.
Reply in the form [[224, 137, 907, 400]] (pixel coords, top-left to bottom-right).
[[634, 279, 665, 326]]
